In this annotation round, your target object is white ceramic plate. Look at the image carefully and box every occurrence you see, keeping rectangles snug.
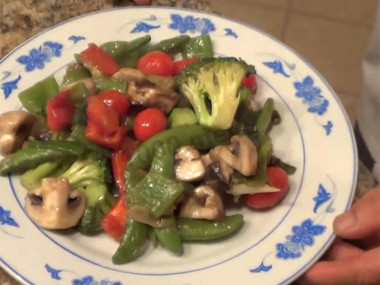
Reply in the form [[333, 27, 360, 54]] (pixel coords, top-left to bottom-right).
[[0, 7, 357, 285]]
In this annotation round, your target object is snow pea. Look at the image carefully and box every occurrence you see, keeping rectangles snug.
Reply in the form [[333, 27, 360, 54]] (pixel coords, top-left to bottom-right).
[[182, 34, 214, 59], [119, 35, 191, 67], [100, 35, 151, 63], [112, 218, 150, 264], [70, 82, 90, 105], [27, 140, 86, 156], [127, 125, 230, 171], [18, 76, 59, 115], [154, 217, 183, 254], [177, 214, 244, 241], [151, 145, 183, 254], [95, 77, 127, 93], [0, 146, 72, 175], [61, 66, 91, 86]]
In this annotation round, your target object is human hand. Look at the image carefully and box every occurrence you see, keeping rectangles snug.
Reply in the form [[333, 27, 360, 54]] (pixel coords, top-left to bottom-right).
[[300, 187, 380, 285]]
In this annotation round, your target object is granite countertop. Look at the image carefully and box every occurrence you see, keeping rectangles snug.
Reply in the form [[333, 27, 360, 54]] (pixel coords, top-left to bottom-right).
[[0, 0, 375, 284]]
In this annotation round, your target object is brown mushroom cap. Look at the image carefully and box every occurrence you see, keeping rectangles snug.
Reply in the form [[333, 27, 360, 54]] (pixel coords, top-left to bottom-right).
[[0, 111, 36, 155], [25, 177, 86, 229], [175, 146, 206, 182], [179, 185, 224, 221]]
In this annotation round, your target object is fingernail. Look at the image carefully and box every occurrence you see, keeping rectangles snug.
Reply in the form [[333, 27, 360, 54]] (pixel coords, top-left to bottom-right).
[[334, 211, 356, 233]]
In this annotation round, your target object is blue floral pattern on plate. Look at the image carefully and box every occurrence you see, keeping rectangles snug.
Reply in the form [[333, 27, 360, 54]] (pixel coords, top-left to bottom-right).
[[131, 22, 160, 33], [68, 35, 86, 43], [45, 264, 122, 284], [1, 75, 21, 99], [0, 205, 19, 227], [169, 13, 215, 34], [224, 28, 238, 38], [313, 184, 332, 213], [294, 76, 329, 115], [17, 41, 63, 72], [277, 219, 326, 259], [263, 60, 290, 77]]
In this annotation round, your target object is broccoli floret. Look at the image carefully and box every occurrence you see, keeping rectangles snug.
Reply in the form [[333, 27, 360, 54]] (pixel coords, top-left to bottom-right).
[[176, 57, 255, 130], [77, 184, 114, 235], [58, 153, 115, 235], [60, 153, 109, 189], [20, 161, 61, 191]]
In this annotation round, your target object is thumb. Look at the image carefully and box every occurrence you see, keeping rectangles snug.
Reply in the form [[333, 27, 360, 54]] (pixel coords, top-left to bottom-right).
[[333, 187, 380, 239], [301, 247, 380, 285]]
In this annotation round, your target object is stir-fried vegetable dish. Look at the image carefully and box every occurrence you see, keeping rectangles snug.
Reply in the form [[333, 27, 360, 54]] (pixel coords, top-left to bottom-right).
[[0, 34, 296, 264]]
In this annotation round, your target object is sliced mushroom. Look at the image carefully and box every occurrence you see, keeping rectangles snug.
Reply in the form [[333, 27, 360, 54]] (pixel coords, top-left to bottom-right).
[[179, 185, 224, 221], [175, 146, 205, 182], [25, 177, 86, 229], [60, 78, 96, 96], [127, 80, 179, 113], [112, 67, 146, 82], [0, 111, 37, 155], [210, 135, 258, 177]]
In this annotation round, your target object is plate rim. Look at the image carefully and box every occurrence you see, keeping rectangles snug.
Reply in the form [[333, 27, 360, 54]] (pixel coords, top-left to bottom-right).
[[0, 6, 358, 285]]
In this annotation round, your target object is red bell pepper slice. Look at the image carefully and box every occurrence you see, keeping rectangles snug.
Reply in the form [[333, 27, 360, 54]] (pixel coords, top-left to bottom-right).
[[101, 197, 127, 242], [172, 57, 199, 75], [46, 90, 75, 132], [111, 137, 139, 195], [86, 120, 126, 150], [86, 96, 119, 136], [102, 138, 139, 241], [97, 90, 130, 119], [79, 43, 120, 76]]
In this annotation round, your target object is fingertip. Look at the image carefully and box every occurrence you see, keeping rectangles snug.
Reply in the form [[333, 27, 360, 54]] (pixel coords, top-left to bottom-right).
[[333, 211, 356, 235]]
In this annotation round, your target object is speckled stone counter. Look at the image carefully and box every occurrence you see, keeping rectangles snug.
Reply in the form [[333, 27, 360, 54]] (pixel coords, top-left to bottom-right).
[[0, 0, 376, 284]]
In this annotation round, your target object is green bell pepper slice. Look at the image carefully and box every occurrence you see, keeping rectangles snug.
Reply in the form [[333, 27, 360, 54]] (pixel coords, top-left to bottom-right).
[[18, 76, 59, 115]]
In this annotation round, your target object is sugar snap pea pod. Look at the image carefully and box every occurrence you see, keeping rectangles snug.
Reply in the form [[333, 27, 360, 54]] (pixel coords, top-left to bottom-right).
[[18, 76, 59, 115], [182, 34, 213, 59], [119, 35, 191, 68], [27, 140, 86, 156], [150, 145, 183, 254], [112, 218, 150, 264], [100, 35, 151, 62], [61, 66, 91, 86], [71, 125, 111, 158], [0, 147, 72, 175], [145, 35, 191, 54], [154, 218, 183, 254], [95, 77, 127, 93], [256, 98, 274, 139], [128, 125, 230, 171], [177, 214, 244, 241], [70, 82, 90, 105]]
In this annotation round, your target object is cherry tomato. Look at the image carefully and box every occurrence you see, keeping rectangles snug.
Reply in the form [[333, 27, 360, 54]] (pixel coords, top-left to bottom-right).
[[133, 108, 167, 142], [137, 51, 173, 76], [241, 74, 257, 92], [172, 57, 199, 75], [46, 90, 75, 132], [97, 90, 130, 119], [244, 166, 289, 209]]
